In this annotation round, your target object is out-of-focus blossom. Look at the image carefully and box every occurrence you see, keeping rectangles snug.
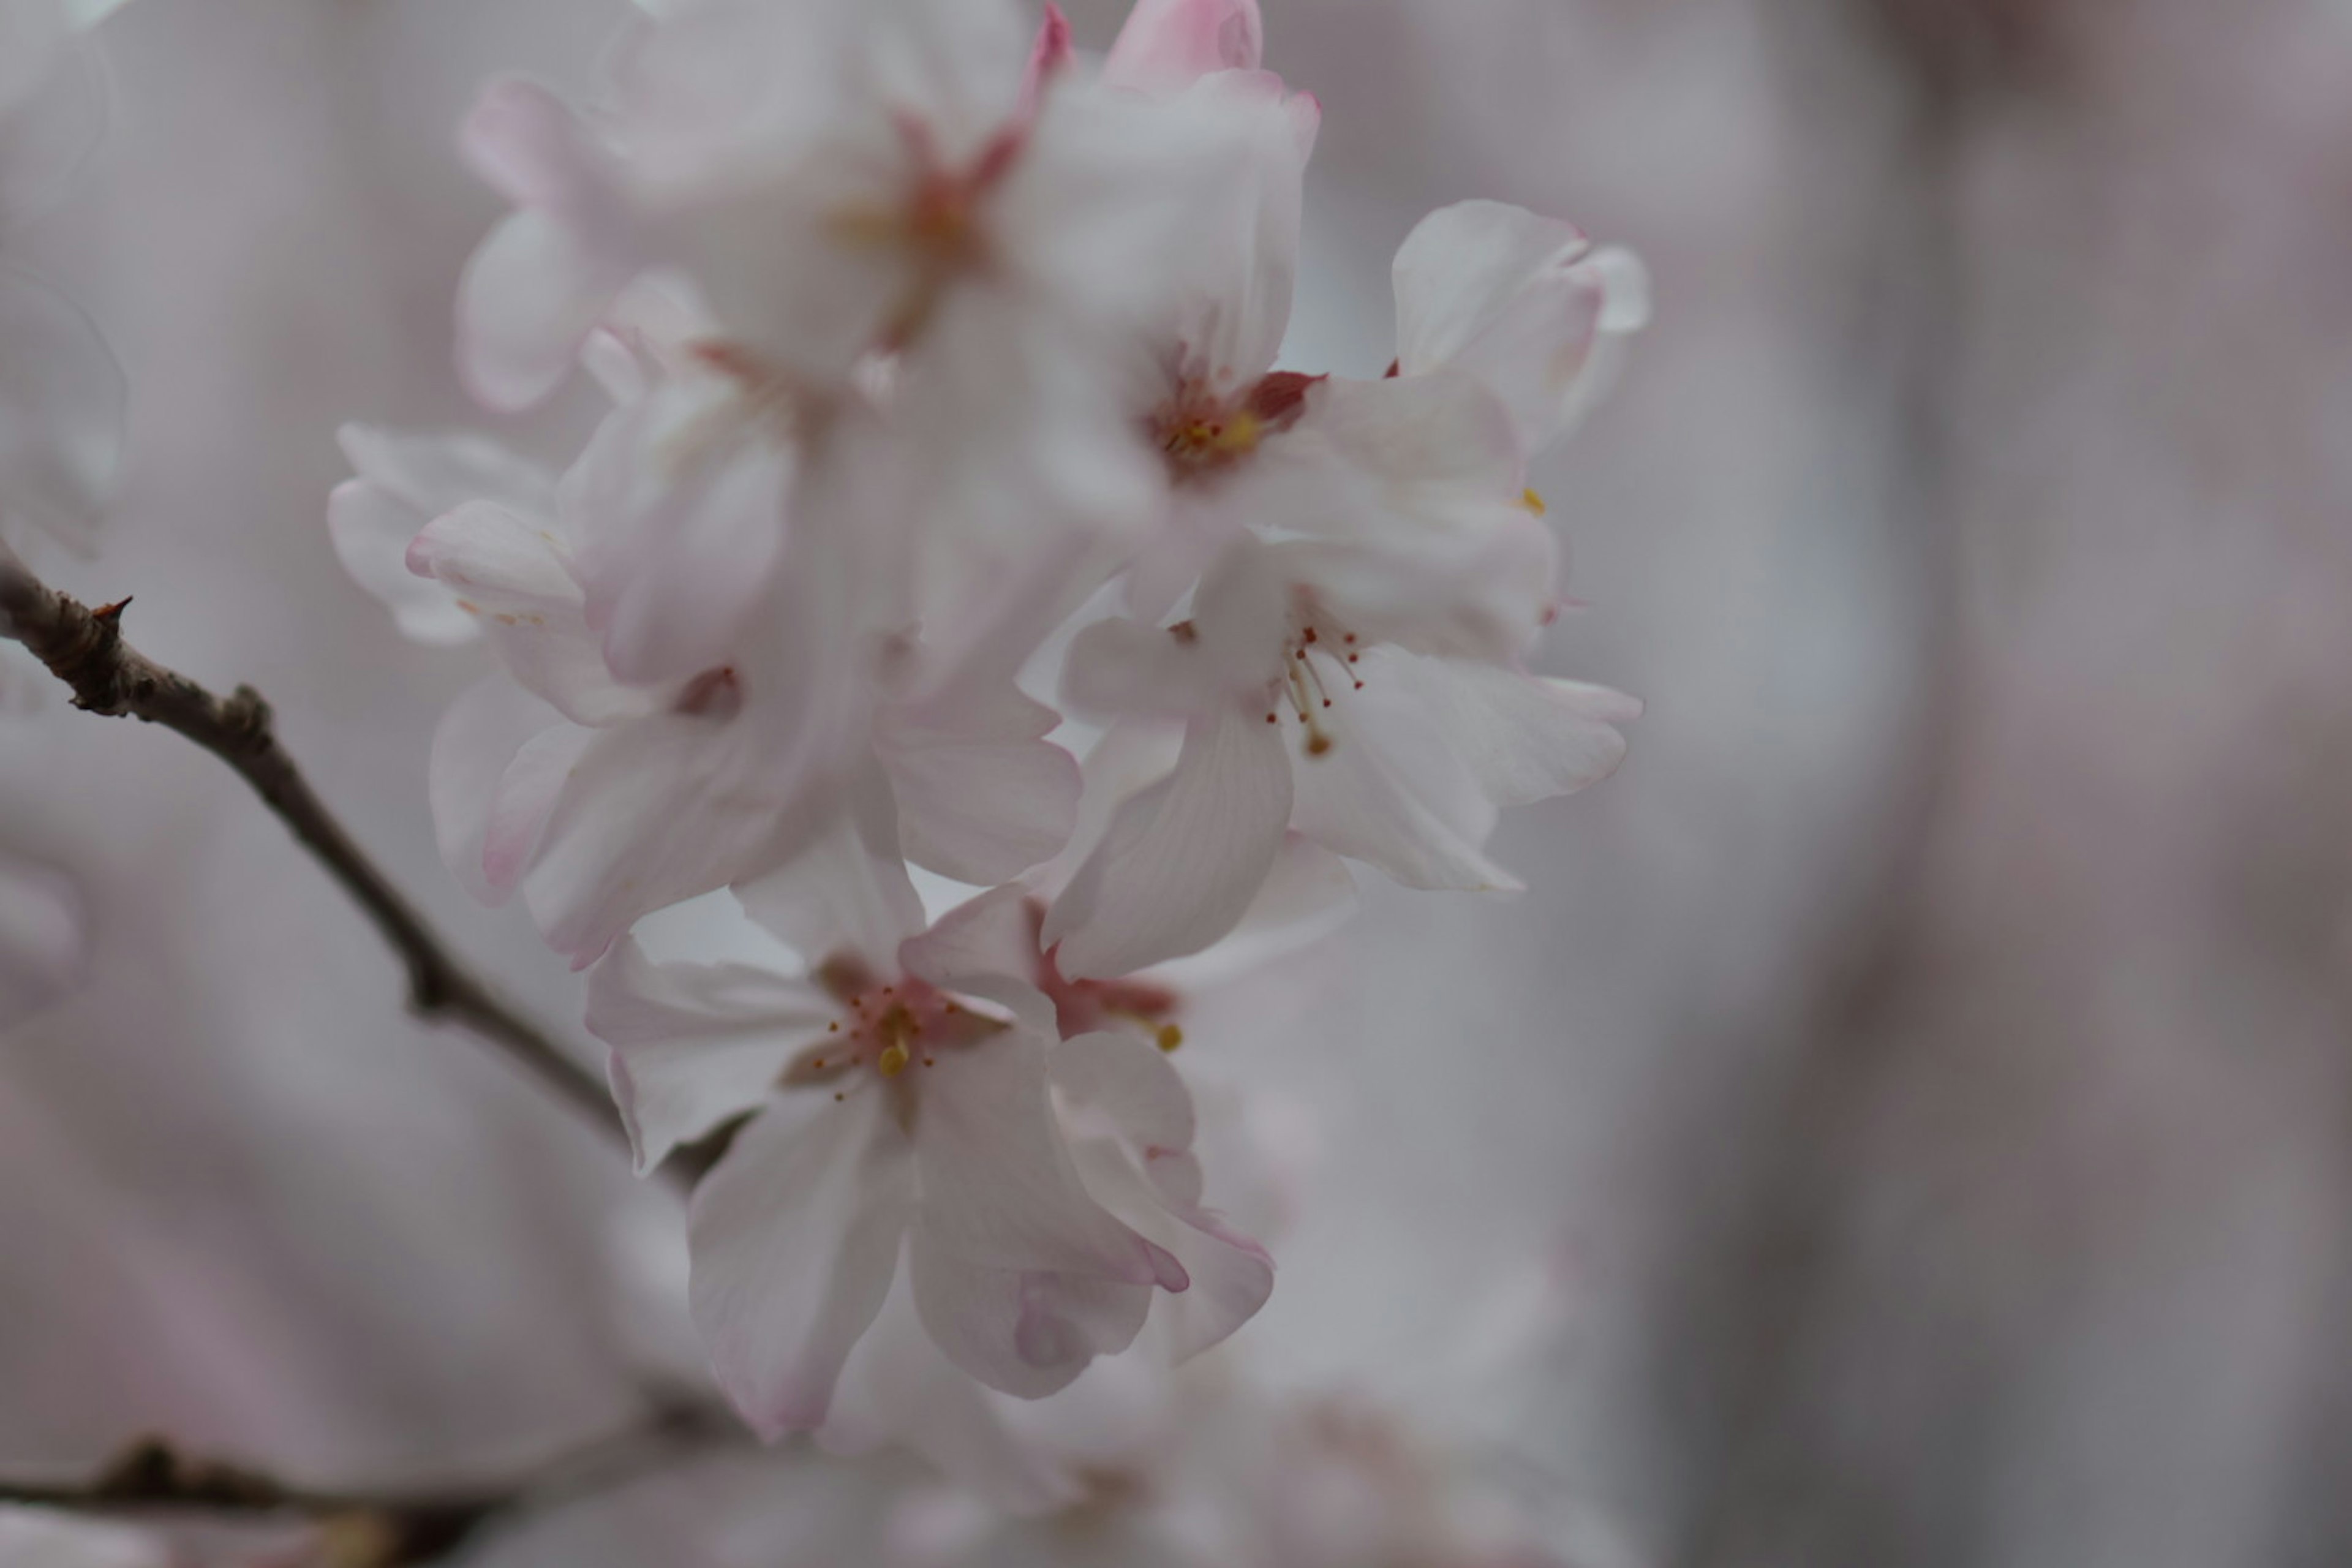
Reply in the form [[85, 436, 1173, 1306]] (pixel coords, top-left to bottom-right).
[[0, 851, 83, 1027], [342, 336, 1079, 959], [327, 426, 556, 647], [0, 1506, 168, 1568], [0, 268, 124, 554], [584, 804, 1266, 1444]]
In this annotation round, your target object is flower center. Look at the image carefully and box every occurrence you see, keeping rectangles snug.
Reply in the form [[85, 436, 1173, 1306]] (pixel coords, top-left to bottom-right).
[[829, 115, 1028, 351], [1150, 370, 1325, 486], [1262, 599, 1366, 759], [783, 955, 1003, 1096]]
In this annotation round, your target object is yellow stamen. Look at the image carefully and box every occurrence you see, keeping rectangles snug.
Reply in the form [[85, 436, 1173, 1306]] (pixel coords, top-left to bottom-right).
[[1521, 488, 1547, 516], [1156, 1024, 1184, 1053], [877, 1042, 911, 1077]]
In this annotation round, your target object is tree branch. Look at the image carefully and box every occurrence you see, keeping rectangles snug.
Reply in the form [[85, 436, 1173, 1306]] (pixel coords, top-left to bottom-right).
[[0, 543, 658, 1174], [0, 1397, 740, 1564]]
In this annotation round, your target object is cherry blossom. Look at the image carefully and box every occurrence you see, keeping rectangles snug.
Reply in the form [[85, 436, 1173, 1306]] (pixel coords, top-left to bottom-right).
[[585, 805, 1270, 1439], [0, 1507, 168, 1568]]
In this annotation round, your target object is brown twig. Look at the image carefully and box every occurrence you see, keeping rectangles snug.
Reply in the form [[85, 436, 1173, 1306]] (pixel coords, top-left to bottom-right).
[[0, 1396, 739, 1564], [0, 543, 648, 1172]]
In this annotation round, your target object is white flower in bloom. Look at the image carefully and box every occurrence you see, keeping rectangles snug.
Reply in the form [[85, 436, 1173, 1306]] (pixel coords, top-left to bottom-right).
[[585, 805, 1269, 1440], [1046, 525, 1635, 978], [1039, 197, 1648, 978]]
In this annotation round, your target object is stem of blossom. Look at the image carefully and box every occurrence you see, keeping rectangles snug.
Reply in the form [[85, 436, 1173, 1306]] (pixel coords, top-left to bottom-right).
[[0, 543, 655, 1179], [0, 1396, 736, 1563]]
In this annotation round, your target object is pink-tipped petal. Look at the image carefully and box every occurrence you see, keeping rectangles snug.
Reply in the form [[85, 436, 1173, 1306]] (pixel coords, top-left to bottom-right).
[[1102, 0, 1263, 92]]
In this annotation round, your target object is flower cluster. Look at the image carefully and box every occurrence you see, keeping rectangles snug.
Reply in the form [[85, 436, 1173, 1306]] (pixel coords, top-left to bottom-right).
[[333, 0, 1645, 1509]]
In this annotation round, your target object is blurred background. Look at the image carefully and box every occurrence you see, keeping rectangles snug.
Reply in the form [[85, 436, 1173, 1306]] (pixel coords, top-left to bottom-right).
[[7, 0, 2352, 1562]]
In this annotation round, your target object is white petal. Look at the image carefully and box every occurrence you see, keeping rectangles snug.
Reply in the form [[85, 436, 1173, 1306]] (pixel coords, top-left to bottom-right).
[[1043, 704, 1293, 980], [900, 883, 1057, 1036], [1069, 1136, 1272, 1363], [1050, 1028, 1194, 1156], [913, 1030, 1179, 1286], [1392, 198, 1646, 452], [821, 1268, 1082, 1513], [562, 385, 796, 685], [908, 1229, 1153, 1399], [1101, 0, 1262, 92], [1286, 656, 1517, 892], [587, 936, 834, 1173], [408, 501, 643, 723], [522, 712, 836, 967], [1152, 832, 1355, 990], [330, 424, 555, 646], [879, 673, 1079, 886], [326, 481, 480, 647], [690, 1088, 913, 1436], [456, 208, 633, 413], [734, 788, 925, 976], [428, 677, 568, 906], [1390, 655, 1637, 809]]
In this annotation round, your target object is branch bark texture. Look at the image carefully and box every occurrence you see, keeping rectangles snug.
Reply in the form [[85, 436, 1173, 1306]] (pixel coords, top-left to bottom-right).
[[0, 544, 641, 1166]]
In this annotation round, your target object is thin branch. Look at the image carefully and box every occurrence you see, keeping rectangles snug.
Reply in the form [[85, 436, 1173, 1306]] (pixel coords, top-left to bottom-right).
[[0, 543, 654, 1172], [0, 1397, 741, 1564]]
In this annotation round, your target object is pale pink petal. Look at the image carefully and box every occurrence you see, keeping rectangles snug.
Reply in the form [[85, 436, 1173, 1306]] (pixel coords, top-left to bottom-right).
[[878, 675, 1079, 886], [822, 1269, 1084, 1513], [1042, 704, 1294, 980], [1070, 1136, 1272, 1362], [908, 1230, 1153, 1399], [1285, 653, 1519, 892], [733, 791, 925, 975], [0, 853, 83, 1027], [690, 1089, 913, 1436], [481, 719, 597, 899], [1102, 0, 1262, 92], [900, 884, 1058, 1037], [460, 74, 601, 213], [522, 712, 837, 967], [336, 424, 554, 517], [913, 1030, 1180, 1287], [428, 676, 568, 906], [1392, 199, 1647, 453], [1050, 1028, 1195, 1155], [1154, 832, 1355, 989], [1016, 3, 1073, 117], [1160, 69, 1315, 390], [1291, 370, 1526, 529], [456, 208, 634, 413], [407, 500, 644, 723], [1392, 655, 1637, 809], [330, 426, 554, 646], [330, 480, 481, 645], [586, 936, 834, 1173], [561, 383, 797, 685]]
